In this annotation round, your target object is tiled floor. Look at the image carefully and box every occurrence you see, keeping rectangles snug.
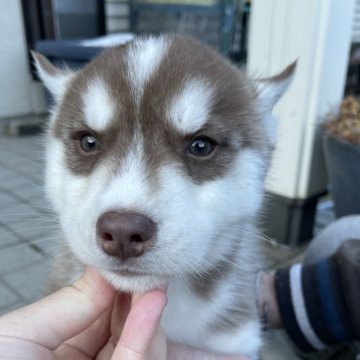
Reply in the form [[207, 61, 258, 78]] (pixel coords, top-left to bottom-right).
[[0, 129, 336, 359], [0, 134, 61, 316]]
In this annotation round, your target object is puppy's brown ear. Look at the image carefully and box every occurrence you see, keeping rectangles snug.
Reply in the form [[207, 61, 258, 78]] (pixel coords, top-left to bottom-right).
[[31, 51, 75, 102], [253, 62, 296, 146], [255, 61, 296, 111]]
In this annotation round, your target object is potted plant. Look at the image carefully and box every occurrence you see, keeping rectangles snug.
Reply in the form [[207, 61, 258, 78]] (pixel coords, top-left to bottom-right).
[[322, 96, 360, 218]]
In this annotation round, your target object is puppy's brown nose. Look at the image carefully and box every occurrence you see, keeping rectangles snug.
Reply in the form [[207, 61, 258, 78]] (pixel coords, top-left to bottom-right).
[[97, 211, 156, 260]]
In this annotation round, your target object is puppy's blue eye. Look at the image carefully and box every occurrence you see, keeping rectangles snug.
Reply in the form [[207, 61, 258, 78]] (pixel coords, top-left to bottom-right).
[[81, 134, 98, 152], [188, 137, 215, 157]]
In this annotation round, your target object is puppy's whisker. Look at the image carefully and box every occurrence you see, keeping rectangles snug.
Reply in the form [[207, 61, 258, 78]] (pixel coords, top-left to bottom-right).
[[26, 236, 63, 246]]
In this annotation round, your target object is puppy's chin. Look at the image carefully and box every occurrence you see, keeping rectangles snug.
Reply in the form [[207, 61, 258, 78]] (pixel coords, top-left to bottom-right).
[[100, 269, 168, 292]]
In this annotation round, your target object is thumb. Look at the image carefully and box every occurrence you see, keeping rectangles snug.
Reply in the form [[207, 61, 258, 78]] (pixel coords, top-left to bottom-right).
[[112, 289, 167, 360], [0, 267, 116, 350]]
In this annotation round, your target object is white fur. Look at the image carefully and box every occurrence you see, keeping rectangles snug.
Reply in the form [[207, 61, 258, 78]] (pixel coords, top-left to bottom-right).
[[208, 321, 262, 356], [255, 75, 293, 111], [168, 78, 214, 134], [82, 78, 115, 131], [41, 36, 293, 358], [33, 57, 73, 101], [255, 75, 294, 146], [98, 135, 148, 214], [163, 264, 262, 358], [45, 138, 68, 213], [46, 140, 265, 290], [126, 36, 169, 101], [46, 133, 264, 357], [46, 137, 265, 290]]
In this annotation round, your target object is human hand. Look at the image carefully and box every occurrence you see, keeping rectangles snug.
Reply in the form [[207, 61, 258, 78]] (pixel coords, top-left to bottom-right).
[[167, 341, 250, 360], [0, 267, 167, 360], [0, 267, 250, 360]]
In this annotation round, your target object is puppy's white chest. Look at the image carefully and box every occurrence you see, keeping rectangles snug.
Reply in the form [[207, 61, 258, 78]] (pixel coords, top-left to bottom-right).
[[161, 281, 262, 358], [161, 282, 215, 347]]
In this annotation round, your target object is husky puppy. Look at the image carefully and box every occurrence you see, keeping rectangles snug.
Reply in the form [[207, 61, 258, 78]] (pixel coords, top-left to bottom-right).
[[33, 35, 294, 359]]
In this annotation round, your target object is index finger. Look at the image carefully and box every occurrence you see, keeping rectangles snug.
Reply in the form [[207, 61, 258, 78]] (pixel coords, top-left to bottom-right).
[[0, 267, 116, 350]]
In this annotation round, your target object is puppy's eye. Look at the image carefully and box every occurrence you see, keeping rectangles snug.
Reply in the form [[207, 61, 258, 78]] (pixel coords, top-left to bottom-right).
[[188, 137, 215, 157], [80, 134, 98, 152]]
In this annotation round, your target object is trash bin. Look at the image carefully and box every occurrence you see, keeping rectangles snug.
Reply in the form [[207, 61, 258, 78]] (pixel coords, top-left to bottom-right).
[[323, 132, 360, 218], [35, 33, 134, 107]]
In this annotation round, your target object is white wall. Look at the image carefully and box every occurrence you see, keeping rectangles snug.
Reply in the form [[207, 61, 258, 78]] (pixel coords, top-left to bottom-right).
[[247, 0, 354, 199], [0, 0, 46, 119]]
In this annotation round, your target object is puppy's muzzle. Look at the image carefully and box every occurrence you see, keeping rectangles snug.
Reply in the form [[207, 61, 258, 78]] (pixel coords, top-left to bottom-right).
[[97, 211, 156, 261]]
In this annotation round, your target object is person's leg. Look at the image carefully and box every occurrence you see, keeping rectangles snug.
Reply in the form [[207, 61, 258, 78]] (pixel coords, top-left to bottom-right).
[[304, 215, 360, 264], [258, 215, 360, 353], [273, 239, 360, 352]]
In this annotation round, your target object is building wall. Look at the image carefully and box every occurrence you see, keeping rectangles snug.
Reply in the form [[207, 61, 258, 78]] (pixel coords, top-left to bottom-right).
[[105, 0, 130, 33], [0, 0, 46, 119], [247, 0, 354, 199], [0, 0, 130, 120], [0, 0, 356, 121]]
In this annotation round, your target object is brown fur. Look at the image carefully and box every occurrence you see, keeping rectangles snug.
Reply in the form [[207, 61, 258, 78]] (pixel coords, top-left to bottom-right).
[[50, 36, 271, 185]]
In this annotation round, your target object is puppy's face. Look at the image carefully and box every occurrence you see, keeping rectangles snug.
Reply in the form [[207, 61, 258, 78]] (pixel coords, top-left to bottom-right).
[[34, 36, 293, 292]]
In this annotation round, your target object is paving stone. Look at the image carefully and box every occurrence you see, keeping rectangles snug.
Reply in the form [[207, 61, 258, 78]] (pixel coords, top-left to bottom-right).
[[0, 148, 17, 159], [262, 330, 301, 360], [26, 172, 44, 185], [0, 203, 41, 225], [0, 155, 30, 171], [15, 162, 45, 177], [7, 219, 52, 241], [13, 185, 45, 202], [0, 280, 21, 309], [31, 197, 54, 214], [0, 191, 18, 208], [29, 154, 45, 165], [0, 176, 39, 192], [0, 226, 21, 249], [13, 143, 41, 158], [0, 167, 18, 182], [3, 261, 48, 302], [0, 244, 43, 274], [11, 137, 42, 151], [31, 230, 62, 256]]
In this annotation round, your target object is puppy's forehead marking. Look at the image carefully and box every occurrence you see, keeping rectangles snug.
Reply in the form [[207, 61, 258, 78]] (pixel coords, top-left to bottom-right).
[[168, 78, 214, 134], [100, 137, 151, 213], [82, 77, 115, 131], [126, 36, 170, 100]]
